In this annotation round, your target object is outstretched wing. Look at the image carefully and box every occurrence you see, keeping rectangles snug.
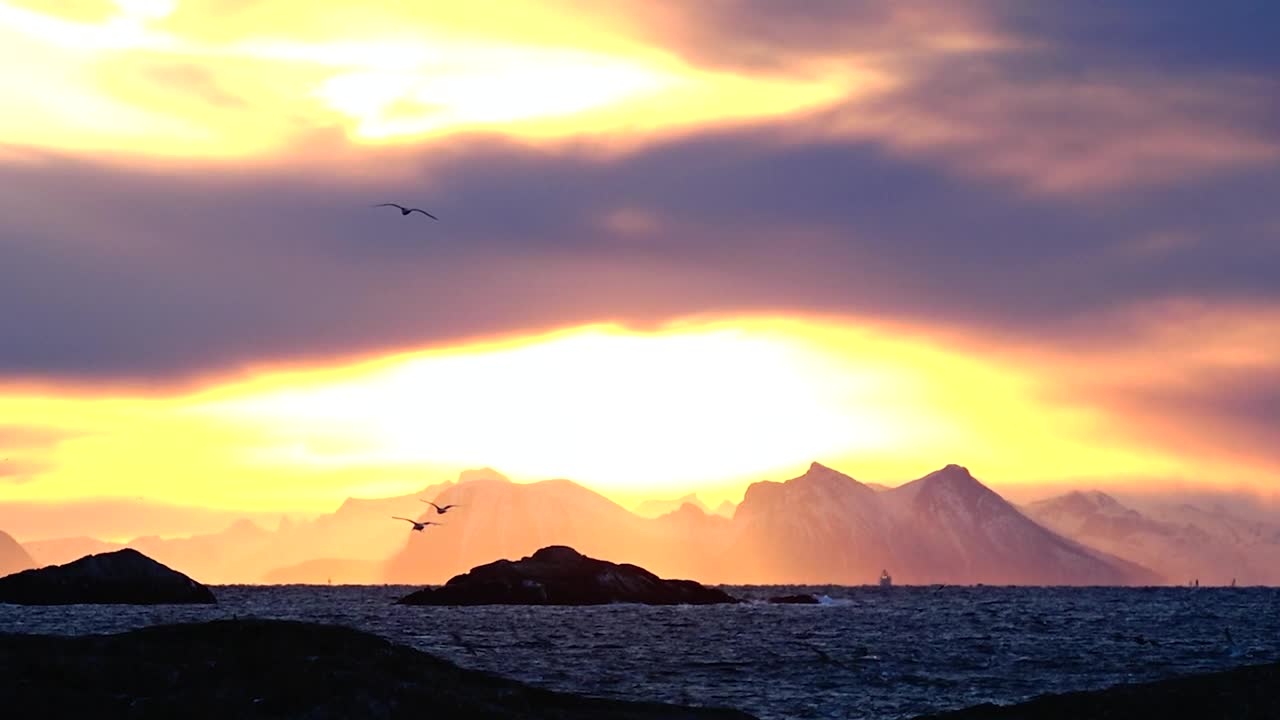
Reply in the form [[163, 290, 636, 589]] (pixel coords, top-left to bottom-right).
[[420, 500, 442, 511], [408, 208, 439, 220], [391, 516, 415, 523], [374, 203, 405, 210]]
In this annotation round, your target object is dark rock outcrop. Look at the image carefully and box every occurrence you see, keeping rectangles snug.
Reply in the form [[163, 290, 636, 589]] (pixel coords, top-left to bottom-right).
[[0, 619, 757, 719], [913, 662, 1280, 719], [766, 593, 820, 604], [0, 548, 215, 605], [398, 545, 738, 606]]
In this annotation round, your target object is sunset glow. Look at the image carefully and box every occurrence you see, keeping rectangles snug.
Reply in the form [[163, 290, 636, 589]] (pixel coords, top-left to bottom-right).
[[1, 315, 1231, 515], [2, 1, 1278, 541], [0, 0, 850, 158]]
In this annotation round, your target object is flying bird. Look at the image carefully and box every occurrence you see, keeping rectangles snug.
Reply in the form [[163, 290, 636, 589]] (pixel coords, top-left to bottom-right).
[[374, 203, 438, 220], [420, 500, 461, 514], [392, 516, 443, 531]]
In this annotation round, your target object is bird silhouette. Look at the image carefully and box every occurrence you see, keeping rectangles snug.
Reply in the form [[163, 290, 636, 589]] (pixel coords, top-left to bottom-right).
[[391, 516, 442, 531], [420, 500, 461, 514], [374, 203, 438, 220]]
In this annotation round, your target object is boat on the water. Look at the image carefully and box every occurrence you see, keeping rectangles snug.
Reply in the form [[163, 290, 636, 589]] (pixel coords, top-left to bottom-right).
[[879, 569, 892, 587]]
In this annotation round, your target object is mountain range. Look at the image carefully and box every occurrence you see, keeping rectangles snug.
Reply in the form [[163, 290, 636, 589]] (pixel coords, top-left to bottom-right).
[[4, 462, 1276, 586], [1024, 490, 1280, 586], [632, 494, 735, 519]]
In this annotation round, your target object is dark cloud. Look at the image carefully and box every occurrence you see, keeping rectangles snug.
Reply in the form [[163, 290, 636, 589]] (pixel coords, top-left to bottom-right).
[[623, 1, 1280, 79], [1100, 366, 1280, 469], [565, 2, 1280, 193], [601, 0, 969, 72], [991, 0, 1280, 75], [0, 4, 1277, 396], [2, 116, 1278, 388]]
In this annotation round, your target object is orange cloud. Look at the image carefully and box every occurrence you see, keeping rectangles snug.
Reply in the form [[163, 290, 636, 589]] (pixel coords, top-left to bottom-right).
[[822, 72, 1280, 194]]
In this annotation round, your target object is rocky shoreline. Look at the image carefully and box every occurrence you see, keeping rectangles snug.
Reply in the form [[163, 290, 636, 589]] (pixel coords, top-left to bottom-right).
[[914, 661, 1280, 719], [0, 619, 757, 719], [0, 617, 1275, 719]]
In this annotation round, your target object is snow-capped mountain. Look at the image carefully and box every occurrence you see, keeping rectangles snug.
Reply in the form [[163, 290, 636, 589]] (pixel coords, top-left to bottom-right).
[[884, 466, 1156, 585], [721, 463, 1157, 585]]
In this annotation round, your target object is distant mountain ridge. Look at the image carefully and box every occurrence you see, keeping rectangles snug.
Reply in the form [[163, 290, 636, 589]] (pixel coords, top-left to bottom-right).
[[18, 479, 455, 584], [633, 493, 710, 518], [384, 475, 714, 584], [1025, 490, 1280, 586], [31, 462, 1280, 586], [722, 463, 1155, 585], [385, 462, 1157, 586]]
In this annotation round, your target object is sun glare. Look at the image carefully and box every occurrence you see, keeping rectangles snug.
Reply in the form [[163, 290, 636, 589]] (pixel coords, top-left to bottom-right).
[[0, 316, 1229, 511], [191, 323, 906, 496], [0, 1, 850, 158], [310, 45, 673, 140]]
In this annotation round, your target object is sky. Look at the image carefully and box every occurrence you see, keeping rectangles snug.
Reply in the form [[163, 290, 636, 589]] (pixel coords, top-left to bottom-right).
[[2, 0, 1278, 522]]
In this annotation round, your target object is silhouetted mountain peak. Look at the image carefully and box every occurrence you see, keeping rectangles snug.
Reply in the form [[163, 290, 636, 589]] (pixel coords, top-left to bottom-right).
[[1027, 491, 1142, 523], [458, 467, 510, 484], [225, 518, 267, 536], [0, 529, 35, 577], [669, 502, 709, 519], [934, 463, 975, 480], [910, 464, 988, 494], [530, 545, 583, 563], [633, 493, 709, 518], [890, 464, 1012, 522], [1065, 490, 1123, 512], [798, 461, 862, 487], [738, 462, 876, 513]]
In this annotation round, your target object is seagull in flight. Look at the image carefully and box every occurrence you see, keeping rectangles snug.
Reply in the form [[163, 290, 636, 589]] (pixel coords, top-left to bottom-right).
[[392, 516, 443, 531], [420, 500, 462, 515], [374, 203, 438, 220]]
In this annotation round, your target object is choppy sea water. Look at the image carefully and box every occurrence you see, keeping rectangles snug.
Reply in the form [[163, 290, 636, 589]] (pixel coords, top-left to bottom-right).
[[2, 585, 1278, 720]]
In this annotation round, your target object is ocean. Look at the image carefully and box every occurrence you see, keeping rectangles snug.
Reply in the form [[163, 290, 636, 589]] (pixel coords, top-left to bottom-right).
[[2, 585, 1278, 719]]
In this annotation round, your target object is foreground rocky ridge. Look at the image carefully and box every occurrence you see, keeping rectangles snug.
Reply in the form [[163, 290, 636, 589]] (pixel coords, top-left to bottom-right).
[[0, 548, 215, 605], [399, 545, 738, 605], [914, 661, 1280, 719], [0, 619, 757, 720]]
